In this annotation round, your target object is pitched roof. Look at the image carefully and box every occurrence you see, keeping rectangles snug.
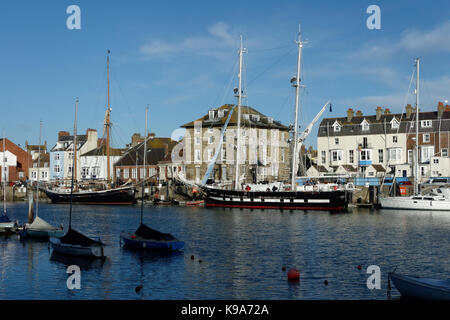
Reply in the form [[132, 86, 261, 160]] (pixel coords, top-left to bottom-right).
[[81, 145, 123, 157], [115, 137, 177, 166], [371, 164, 386, 172], [181, 104, 289, 130]]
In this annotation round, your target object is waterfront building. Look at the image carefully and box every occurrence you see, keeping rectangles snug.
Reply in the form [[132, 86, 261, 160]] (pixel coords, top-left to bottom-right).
[[25, 141, 47, 160], [0, 138, 32, 184], [29, 153, 50, 182], [114, 134, 177, 184], [79, 145, 123, 181], [49, 129, 99, 181], [179, 104, 290, 184], [315, 102, 450, 181]]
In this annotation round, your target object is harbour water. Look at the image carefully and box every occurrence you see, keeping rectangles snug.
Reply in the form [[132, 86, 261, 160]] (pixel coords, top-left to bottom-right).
[[0, 202, 449, 300]]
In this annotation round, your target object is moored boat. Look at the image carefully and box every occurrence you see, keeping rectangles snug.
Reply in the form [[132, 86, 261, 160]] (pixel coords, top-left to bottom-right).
[[389, 272, 450, 300]]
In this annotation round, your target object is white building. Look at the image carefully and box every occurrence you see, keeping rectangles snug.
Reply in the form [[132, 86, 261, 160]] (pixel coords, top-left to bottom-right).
[[80, 146, 122, 181]]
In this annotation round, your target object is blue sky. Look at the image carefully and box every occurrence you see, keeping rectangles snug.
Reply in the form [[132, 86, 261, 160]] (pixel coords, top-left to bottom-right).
[[1, 0, 450, 149]]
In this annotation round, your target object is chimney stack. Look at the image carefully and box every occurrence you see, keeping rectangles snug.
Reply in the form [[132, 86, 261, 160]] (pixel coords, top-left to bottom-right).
[[356, 110, 363, 117], [347, 108, 354, 122], [376, 106, 383, 120], [384, 108, 391, 115], [405, 104, 413, 119], [438, 101, 445, 118], [58, 131, 70, 140]]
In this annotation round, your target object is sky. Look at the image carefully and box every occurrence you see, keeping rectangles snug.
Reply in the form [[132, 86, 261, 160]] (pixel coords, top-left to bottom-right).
[[1, 0, 450, 150]]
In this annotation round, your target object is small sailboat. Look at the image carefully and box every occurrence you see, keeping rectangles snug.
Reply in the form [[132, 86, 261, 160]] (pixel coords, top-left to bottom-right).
[[121, 107, 184, 251], [389, 272, 450, 300], [22, 121, 64, 239], [380, 59, 450, 211], [0, 131, 18, 234], [49, 98, 106, 259]]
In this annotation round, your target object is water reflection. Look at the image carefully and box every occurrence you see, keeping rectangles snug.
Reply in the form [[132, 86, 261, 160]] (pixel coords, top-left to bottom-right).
[[49, 252, 106, 270]]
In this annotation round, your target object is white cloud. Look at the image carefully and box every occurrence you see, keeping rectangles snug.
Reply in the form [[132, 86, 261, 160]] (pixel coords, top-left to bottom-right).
[[400, 20, 450, 53]]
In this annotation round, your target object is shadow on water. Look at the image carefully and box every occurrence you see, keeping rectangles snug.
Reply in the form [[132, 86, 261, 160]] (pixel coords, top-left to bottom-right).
[[49, 251, 106, 270]]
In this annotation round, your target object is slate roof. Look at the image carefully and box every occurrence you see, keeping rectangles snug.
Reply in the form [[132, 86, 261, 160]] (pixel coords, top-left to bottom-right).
[[181, 104, 289, 131], [318, 110, 450, 137], [81, 145, 123, 157], [115, 137, 177, 166]]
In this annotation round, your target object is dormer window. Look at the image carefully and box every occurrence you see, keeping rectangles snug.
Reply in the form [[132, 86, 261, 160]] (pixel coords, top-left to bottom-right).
[[421, 120, 432, 128], [361, 119, 370, 131], [332, 121, 341, 132], [208, 110, 217, 120], [390, 117, 399, 129]]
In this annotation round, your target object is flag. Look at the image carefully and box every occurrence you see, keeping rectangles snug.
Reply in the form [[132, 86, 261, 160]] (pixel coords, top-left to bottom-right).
[[329, 103, 332, 112]]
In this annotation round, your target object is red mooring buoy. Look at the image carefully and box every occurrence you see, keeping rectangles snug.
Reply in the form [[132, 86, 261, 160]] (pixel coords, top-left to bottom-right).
[[357, 265, 362, 270], [287, 268, 300, 281]]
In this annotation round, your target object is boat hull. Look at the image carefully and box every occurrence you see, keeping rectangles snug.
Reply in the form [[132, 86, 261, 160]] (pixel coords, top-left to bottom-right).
[[121, 232, 184, 251], [49, 237, 105, 258], [390, 273, 450, 300], [203, 187, 350, 211], [24, 229, 65, 239], [44, 186, 136, 205], [380, 196, 450, 211]]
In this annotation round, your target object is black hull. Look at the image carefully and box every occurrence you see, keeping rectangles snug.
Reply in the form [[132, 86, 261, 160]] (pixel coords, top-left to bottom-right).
[[44, 186, 136, 205], [203, 187, 351, 211]]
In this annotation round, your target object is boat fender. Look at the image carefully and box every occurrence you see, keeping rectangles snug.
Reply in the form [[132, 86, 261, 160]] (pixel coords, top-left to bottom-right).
[[333, 186, 337, 191], [287, 268, 300, 281], [131, 234, 136, 239]]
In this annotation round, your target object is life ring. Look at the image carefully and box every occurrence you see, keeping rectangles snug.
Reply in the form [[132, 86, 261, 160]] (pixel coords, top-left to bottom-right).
[[313, 185, 319, 192]]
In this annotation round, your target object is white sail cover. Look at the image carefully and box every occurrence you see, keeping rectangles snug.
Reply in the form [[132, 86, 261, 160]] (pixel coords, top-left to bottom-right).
[[28, 216, 58, 231]]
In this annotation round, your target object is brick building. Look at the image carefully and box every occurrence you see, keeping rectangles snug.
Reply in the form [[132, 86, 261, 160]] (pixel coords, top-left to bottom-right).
[[0, 138, 32, 184]]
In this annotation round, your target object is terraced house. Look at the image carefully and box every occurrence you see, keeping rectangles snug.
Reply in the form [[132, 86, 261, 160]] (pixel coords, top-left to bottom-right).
[[180, 104, 290, 184], [313, 102, 450, 181]]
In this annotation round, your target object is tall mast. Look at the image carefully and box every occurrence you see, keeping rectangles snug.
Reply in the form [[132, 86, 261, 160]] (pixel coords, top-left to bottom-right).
[[69, 98, 78, 228], [414, 58, 420, 195], [141, 106, 148, 225], [36, 120, 42, 218], [2, 131, 6, 215], [291, 27, 303, 190], [106, 50, 111, 184], [234, 35, 246, 190]]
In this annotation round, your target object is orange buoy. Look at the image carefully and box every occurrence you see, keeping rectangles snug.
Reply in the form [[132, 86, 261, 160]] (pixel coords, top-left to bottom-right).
[[131, 235, 136, 239], [287, 268, 300, 281]]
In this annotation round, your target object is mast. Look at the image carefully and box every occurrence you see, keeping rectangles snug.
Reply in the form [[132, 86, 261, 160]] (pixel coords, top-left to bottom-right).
[[105, 50, 112, 185], [234, 35, 246, 190], [291, 27, 303, 190], [2, 131, 5, 215], [69, 98, 78, 229], [36, 120, 42, 218], [141, 106, 148, 225], [414, 58, 420, 195]]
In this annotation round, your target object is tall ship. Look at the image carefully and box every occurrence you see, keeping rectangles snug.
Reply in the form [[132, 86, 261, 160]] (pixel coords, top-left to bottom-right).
[[44, 51, 136, 205], [199, 30, 352, 211]]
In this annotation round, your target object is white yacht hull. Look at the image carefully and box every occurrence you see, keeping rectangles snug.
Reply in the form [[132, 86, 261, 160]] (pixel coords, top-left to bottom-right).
[[380, 196, 450, 211]]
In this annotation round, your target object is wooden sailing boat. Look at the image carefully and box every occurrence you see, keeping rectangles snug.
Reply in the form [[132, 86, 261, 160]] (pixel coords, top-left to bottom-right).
[[0, 131, 17, 233], [21, 121, 64, 239], [49, 98, 106, 258], [44, 50, 136, 205], [121, 107, 184, 251], [379, 58, 450, 211], [201, 30, 351, 211]]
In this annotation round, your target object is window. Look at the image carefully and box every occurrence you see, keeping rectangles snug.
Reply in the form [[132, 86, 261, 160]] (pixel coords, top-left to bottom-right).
[[349, 150, 354, 163], [208, 127, 213, 133], [423, 134, 430, 143], [420, 166, 426, 176], [123, 168, 129, 179], [321, 151, 326, 164], [391, 118, 399, 129], [54, 153, 60, 160], [378, 149, 383, 163], [392, 136, 398, 143], [361, 120, 370, 131], [360, 149, 372, 161], [331, 150, 343, 162], [362, 137, 368, 148], [333, 121, 341, 132], [195, 137, 200, 145], [140, 168, 145, 178], [221, 147, 227, 161], [442, 148, 448, 157], [335, 138, 339, 145], [54, 165, 60, 173], [208, 149, 214, 161], [195, 150, 201, 162], [81, 167, 89, 177], [387, 148, 402, 161], [116, 168, 121, 178], [408, 150, 413, 163], [420, 146, 434, 163], [132, 168, 137, 179], [195, 127, 201, 134], [208, 136, 214, 144], [433, 158, 439, 164], [421, 120, 432, 128]]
